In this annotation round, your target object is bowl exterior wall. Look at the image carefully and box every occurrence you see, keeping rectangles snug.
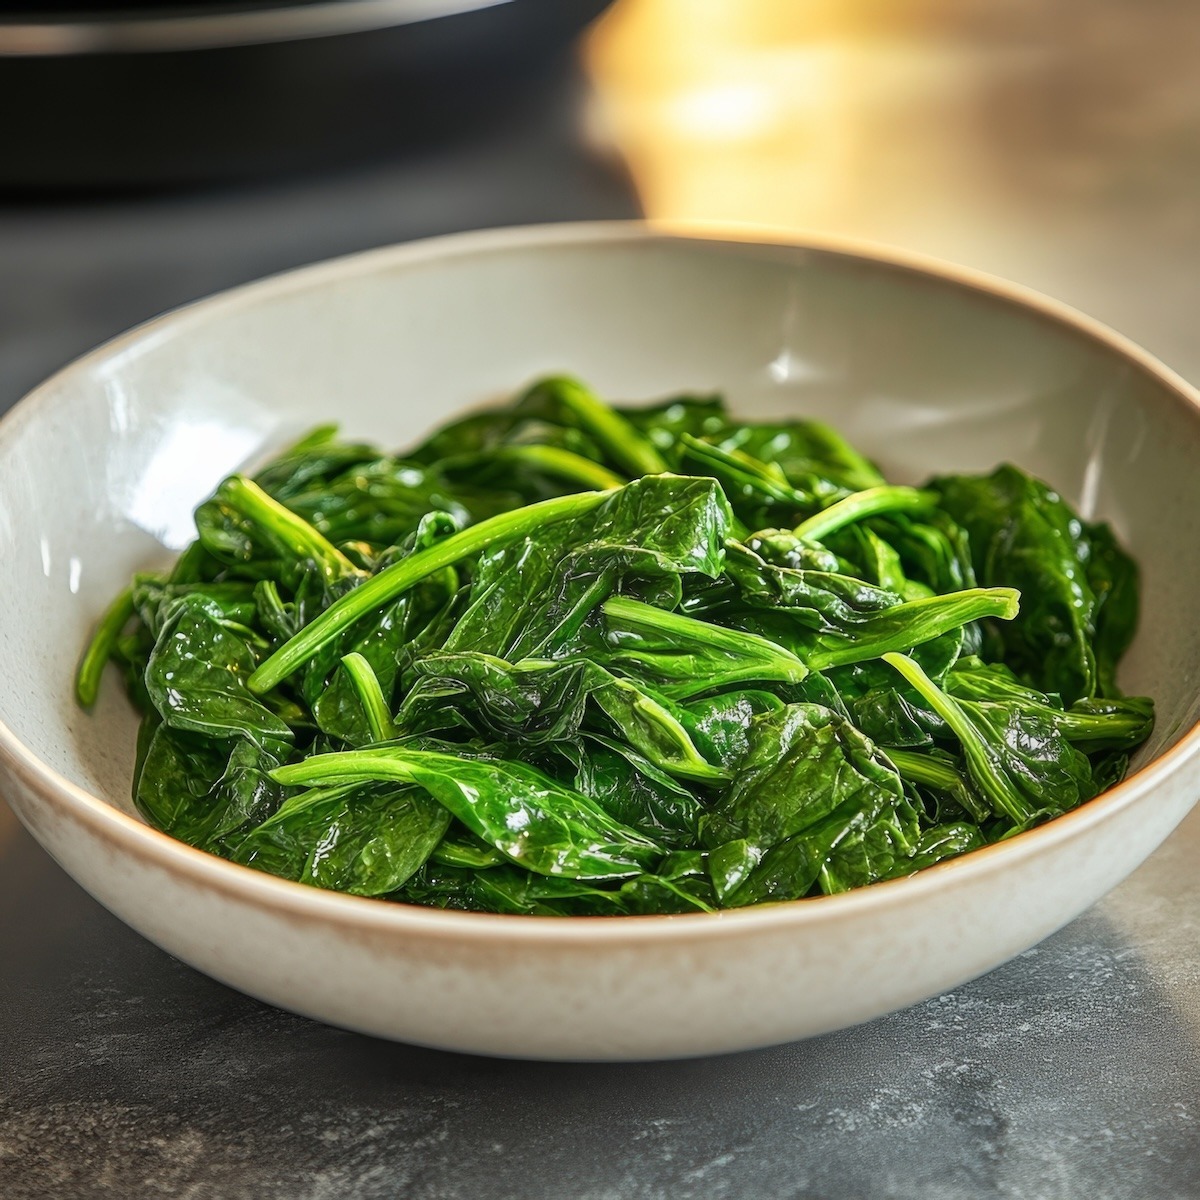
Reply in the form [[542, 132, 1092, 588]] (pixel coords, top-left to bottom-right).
[[3, 743, 1194, 1060]]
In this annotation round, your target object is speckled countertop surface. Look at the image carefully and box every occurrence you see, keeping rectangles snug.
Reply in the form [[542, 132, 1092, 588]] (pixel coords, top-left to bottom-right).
[[3, 805, 1198, 1198], [3, 16, 1200, 1196]]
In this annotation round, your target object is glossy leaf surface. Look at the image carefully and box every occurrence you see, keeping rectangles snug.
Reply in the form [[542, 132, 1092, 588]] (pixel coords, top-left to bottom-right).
[[76, 378, 1154, 913]]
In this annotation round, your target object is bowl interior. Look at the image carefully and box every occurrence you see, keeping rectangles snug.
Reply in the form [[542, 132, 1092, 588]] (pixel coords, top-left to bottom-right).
[[2, 229, 1198, 824]]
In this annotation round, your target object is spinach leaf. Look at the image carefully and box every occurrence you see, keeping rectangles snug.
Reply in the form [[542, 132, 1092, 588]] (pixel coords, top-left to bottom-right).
[[397, 652, 600, 743], [401, 857, 715, 916], [818, 791, 922, 894], [862, 509, 977, 596], [253, 425, 381, 500], [136, 726, 283, 851], [882, 822, 987, 878], [444, 474, 732, 661], [144, 593, 293, 757], [718, 539, 902, 630], [277, 457, 482, 548], [271, 746, 664, 879], [1081, 519, 1141, 698], [930, 464, 1129, 702], [591, 676, 732, 785], [232, 782, 451, 896], [563, 736, 704, 847], [701, 703, 907, 902], [946, 656, 1154, 752], [677, 689, 785, 771], [710, 541, 1018, 669], [395, 650, 729, 784]]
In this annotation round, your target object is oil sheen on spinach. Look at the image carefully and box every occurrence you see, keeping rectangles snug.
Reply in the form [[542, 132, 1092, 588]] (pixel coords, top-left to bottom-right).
[[77, 376, 1155, 913]]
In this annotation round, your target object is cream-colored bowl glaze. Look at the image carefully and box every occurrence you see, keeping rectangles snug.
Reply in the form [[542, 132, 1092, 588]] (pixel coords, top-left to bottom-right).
[[1, 224, 1197, 1060]]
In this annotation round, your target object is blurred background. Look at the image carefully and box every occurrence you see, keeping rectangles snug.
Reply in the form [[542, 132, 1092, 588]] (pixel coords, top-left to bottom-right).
[[3, 2, 1200, 1194], [587, 0, 1200, 378], [1, 0, 1198, 411]]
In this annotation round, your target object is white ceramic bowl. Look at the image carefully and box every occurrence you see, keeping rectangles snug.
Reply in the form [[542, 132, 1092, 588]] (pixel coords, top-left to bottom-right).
[[2, 224, 1198, 1061]]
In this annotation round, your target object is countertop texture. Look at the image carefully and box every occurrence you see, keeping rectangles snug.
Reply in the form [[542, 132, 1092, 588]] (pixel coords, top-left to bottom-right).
[[3, 8, 1199, 1194]]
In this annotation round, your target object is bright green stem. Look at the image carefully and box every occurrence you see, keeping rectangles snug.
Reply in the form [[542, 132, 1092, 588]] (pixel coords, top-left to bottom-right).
[[220, 474, 360, 583], [272, 750, 418, 788], [75, 586, 135, 708], [678, 434, 803, 504], [1056, 704, 1153, 748], [947, 674, 1153, 751], [446, 444, 625, 492], [794, 485, 936, 543], [883, 652, 1030, 824], [886, 748, 967, 794], [527, 376, 669, 476], [594, 678, 732, 784], [339, 653, 396, 743], [248, 490, 610, 694], [807, 586, 1020, 670], [601, 595, 808, 695], [431, 838, 508, 869]]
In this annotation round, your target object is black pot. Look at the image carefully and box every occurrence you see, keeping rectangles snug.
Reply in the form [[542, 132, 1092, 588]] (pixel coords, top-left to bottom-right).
[[0, 0, 613, 191]]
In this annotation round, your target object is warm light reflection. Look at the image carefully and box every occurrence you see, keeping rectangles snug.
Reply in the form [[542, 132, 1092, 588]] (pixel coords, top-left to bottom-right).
[[586, 0, 1200, 304], [586, 0, 993, 235], [586, 0, 862, 230]]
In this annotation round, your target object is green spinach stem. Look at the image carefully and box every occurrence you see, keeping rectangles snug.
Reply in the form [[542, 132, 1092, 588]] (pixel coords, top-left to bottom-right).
[[601, 595, 809, 693], [883, 652, 1030, 824], [794, 485, 935, 543], [221, 475, 361, 582], [75, 585, 135, 708], [886, 748, 966, 794], [527, 376, 669, 476], [248, 490, 610, 693], [807, 586, 1019, 669], [443, 444, 625, 492], [339, 653, 397, 742]]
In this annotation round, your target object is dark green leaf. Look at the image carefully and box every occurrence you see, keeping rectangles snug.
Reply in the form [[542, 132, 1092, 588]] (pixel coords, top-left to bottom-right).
[[930, 464, 1127, 702], [445, 474, 732, 660], [145, 593, 293, 757], [81, 375, 1153, 913], [271, 746, 664, 880], [701, 703, 905, 901], [233, 782, 451, 896]]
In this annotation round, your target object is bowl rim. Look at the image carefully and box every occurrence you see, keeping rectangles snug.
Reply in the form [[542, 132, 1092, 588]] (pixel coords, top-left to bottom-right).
[[2, 217, 1198, 946], [0, 0, 508, 58]]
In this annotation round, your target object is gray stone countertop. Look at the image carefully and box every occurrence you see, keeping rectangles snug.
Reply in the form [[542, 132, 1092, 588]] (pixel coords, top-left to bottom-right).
[[2, 16, 1199, 1195]]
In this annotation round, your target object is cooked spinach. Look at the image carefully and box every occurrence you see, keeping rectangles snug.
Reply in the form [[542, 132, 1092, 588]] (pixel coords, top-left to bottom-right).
[[77, 378, 1155, 913]]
